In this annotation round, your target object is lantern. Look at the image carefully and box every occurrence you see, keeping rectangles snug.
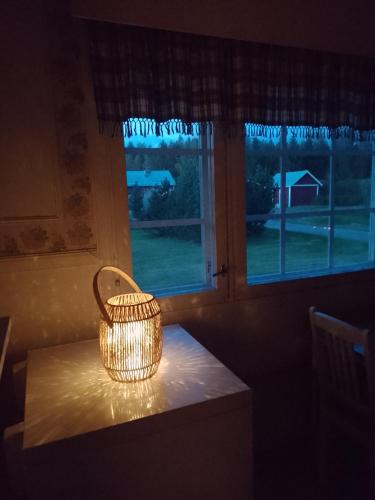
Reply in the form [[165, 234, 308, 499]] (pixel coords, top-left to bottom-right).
[[93, 266, 163, 382]]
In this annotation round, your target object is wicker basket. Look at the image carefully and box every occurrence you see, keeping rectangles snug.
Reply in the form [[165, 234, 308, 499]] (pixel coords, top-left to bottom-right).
[[93, 266, 163, 382]]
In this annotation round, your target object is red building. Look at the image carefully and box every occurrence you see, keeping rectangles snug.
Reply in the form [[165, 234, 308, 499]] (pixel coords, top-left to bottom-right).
[[273, 170, 322, 208]]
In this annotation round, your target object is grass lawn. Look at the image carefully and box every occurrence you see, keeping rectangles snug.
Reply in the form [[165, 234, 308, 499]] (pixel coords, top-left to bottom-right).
[[131, 227, 370, 291], [282, 206, 370, 232], [131, 229, 204, 291], [334, 213, 369, 231], [247, 228, 369, 277], [291, 212, 369, 231]]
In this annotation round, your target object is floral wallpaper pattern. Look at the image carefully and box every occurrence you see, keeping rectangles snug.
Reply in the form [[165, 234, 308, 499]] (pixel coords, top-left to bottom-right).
[[0, 3, 96, 259]]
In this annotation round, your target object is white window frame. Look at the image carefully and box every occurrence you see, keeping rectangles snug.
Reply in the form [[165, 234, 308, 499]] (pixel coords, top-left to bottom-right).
[[110, 124, 229, 311], [231, 126, 375, 300]]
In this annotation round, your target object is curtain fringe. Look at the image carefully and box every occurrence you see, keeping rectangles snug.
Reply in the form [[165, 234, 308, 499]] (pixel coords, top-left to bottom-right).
[[102, 118, 375, 143], [244, 124, 375, 142], [119, 119, 211, 138]]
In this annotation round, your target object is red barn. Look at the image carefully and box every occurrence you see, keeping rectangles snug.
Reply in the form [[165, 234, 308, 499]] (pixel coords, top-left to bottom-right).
[[273, 170, 322, 208]]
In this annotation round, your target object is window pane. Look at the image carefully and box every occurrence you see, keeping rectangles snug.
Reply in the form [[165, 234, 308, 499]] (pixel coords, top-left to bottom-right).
[[127, 154, 202, 221], [285, 217, 329, 273], [124, 121, 214, 296], [130, 227, 205, 292], [244, 124, 375, 285], [247, 221, 280, 279], [245, 155, 279, 216], [334, 155, 371, 208], [245, 129, 281, 151], [283, 156, 329, 212], [286, 128, 332, 151], [333, 213, 370, 267], [124, 120, 200, 149], [333, 137, 372, 154]]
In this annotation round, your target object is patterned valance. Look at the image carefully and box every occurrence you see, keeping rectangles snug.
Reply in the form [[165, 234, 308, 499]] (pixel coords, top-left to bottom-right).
[[87, 21, 375, 140]]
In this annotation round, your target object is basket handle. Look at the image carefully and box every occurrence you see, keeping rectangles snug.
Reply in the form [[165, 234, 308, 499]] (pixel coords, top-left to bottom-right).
[[93, 266, 142, 328]]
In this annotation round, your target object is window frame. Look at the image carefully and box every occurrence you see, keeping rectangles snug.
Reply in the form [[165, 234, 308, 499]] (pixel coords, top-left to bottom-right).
[[109, 123, 375, 310], [112, 125, 229, 312], [232, 126, 375, 300]]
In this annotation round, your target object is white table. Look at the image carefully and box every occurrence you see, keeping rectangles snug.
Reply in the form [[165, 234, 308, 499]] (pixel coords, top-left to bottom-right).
[[23, 324, 253, 500]]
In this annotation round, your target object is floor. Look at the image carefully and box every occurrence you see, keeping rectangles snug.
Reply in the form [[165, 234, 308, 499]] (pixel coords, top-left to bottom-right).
[[255, 436, 368, 500], [252, 366, 369, 500], [0, 438, 369, 500]]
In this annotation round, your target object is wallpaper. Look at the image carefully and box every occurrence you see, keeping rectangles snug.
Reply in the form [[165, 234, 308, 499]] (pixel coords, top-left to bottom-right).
[[0, 3, 96, 259]]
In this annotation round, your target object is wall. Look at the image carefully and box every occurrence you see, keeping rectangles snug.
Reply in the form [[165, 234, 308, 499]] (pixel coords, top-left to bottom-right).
[[72, 0, 375, 57], [0, 0, 129, 356], [2, 0, 375, 448]]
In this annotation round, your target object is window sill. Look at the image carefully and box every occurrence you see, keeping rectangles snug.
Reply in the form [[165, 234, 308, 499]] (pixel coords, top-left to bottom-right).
[[235, 265, 375, 301], [248, 262, 375, 286], [156, 283, 228, 314], [151, 283, 215, 298]]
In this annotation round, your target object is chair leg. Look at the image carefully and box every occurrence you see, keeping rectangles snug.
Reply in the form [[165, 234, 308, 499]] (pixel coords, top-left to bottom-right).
[[3, 421, 25, 498], [367, 448, 375, 500], [314, 413, 330, 500]]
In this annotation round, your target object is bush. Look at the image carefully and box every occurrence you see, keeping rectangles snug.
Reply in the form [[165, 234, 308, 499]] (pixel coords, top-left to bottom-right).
[[335, 179, 369, 206]]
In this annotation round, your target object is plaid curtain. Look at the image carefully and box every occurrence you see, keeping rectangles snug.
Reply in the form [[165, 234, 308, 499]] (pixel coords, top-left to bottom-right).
[[87, 21, 375, 140]]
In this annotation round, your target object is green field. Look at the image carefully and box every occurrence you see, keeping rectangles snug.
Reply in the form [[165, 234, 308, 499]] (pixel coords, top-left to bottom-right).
[[274, 206, 370, 232], [292, 212, 369, 232], [131, 227, 370, 291], [131, 229, 204, 291], [247, 228, 369, 277]]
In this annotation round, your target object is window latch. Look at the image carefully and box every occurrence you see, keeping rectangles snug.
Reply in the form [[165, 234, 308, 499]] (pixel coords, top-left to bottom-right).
[[212, 264, 227, 277]]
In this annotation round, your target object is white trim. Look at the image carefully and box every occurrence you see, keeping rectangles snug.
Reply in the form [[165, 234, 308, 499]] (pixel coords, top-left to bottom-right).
[[246, 207, 374, 222], [279, 126, 287, 274], [369, 144, 375, 260], [298, 171, 323, 187], [274, 171, 323, 188], [291, 183, 322, 187], [248, 262, 375, 286], [131, 218, 203, 229]]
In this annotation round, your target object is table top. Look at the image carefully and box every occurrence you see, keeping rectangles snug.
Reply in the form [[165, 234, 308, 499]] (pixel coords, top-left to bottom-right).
[[23, 324, 250, 451], [0, 316, 11, 382]]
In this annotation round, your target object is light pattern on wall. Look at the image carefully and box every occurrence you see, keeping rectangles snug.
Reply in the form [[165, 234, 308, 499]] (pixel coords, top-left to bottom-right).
[[0, 3, 96, 258]]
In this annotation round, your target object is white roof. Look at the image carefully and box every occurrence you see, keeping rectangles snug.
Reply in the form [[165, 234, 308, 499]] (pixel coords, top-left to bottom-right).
[[273, 169, 322, 187], [127, 170, 176, 188]]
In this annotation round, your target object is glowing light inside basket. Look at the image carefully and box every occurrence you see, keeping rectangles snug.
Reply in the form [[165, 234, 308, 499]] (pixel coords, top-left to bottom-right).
[[94, 267, 163, 383]]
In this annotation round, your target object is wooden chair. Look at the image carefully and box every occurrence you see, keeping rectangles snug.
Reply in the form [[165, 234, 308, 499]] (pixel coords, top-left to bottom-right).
[[3, 421, 25, 498], [0, 317, 11, 384], [0, 318, 25, 497], [309, 306, 375, 499]]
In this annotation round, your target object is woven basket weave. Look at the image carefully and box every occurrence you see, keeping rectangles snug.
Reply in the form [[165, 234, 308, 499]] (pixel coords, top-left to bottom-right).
[[93, 266, 162, 382]]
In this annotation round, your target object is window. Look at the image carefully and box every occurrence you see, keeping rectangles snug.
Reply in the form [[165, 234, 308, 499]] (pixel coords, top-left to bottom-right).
[[121, 119, 374, 301], [124, 121, 217, 296], [245, 125, 375, 284]]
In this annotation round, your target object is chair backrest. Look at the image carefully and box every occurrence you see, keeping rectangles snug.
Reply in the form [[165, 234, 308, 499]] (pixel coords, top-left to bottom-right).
[[309, 306, 375, 416], [0, 317, 11, 384]]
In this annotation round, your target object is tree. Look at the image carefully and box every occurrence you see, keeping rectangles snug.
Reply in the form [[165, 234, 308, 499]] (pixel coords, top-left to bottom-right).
[[172, 156, 200, 218], [246, 163, 274, 235], [129, 184, 144, 220], [169, 156, 201, 242], [130, 153, 145, 169], [145, 180, 174, 223], [143, 156, 202, 242]]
